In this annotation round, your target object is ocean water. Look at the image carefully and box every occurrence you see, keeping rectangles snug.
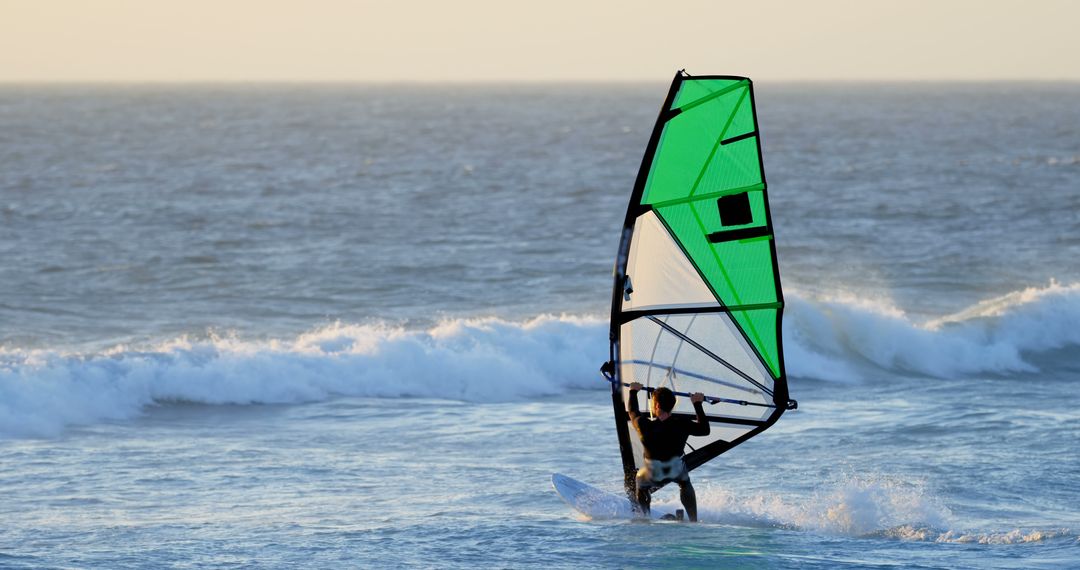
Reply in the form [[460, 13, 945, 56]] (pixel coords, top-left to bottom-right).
[[1, 82, 1078, 568]]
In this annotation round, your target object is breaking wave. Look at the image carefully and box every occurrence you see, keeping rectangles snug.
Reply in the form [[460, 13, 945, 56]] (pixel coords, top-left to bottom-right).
[[2, 282, 1079, 437], [785, 281, 1080, 382], [0, 316, 606, 438]]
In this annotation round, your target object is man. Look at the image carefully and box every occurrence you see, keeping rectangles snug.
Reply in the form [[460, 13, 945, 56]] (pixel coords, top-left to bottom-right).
[[626, 382, 710, 522]]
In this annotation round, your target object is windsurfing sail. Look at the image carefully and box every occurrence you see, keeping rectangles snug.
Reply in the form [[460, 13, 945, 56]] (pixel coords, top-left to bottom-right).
[[603, 71, 795, 500]]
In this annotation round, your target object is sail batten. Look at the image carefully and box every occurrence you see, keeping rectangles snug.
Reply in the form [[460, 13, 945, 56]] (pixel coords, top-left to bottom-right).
[[608, 72, 793, 499], [648, 183, 764, 209], [674, 79, 748, 115]]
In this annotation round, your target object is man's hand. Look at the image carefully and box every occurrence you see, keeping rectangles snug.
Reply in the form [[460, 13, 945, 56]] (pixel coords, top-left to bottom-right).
[[629, 382, 642, 391], [690, 392, 705, 404]]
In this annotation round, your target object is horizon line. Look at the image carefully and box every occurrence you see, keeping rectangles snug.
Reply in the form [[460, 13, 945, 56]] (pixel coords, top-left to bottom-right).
[[3, 77, 1080, 86]]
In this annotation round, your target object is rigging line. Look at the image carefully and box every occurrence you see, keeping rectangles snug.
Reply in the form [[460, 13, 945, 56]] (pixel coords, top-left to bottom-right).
[[669, 314, 695, 371], [665, 314, 695, 395], [643, 313, 668, 389], [604, 377, 775, 409], [624, 360, 760, 395], [646, 315, 774, 397]]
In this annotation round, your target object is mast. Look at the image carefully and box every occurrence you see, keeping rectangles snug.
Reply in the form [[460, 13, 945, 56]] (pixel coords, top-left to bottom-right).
[[607, 71, 686, 500]]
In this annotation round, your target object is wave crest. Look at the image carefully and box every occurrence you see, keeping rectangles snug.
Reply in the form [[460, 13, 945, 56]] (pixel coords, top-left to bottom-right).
[[785, 281, 1080, 381], [0, 316, 606, 438]]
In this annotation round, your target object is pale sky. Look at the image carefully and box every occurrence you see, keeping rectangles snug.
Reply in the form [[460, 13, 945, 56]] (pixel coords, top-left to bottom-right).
[[1, 0, 1077, 82]]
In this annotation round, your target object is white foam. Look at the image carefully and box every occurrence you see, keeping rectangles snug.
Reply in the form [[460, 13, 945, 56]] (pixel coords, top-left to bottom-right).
[[782, 281, 1080, 381], [677, 473, 951, 536], [0, 316, 607, 438], [653, 474, 1072, 543], [929, 527, 1075, 544]]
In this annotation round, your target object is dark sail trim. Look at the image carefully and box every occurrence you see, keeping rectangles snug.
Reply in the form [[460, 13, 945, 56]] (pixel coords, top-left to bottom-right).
[[748, 74, 790, 390], [706, 226, 771, 244], [618, 302, 783, 325], [721, 131, 758, 146]]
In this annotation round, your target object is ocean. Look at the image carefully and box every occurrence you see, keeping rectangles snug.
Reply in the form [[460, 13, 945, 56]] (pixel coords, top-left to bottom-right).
[[1, 82, 1078, 568]]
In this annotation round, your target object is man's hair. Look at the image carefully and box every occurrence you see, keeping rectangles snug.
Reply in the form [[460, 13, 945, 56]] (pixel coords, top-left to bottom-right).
[[652, 387, 676, 412]]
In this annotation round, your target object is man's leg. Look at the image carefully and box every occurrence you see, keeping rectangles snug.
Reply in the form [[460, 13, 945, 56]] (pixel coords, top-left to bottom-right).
[[633, 467, 654, 517], [635, 483, 652, 516], [677, 479, 698, 522]]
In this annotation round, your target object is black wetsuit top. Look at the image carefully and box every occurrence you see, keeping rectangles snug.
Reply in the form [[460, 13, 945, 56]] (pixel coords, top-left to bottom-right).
[[627, 389, 711, 461]]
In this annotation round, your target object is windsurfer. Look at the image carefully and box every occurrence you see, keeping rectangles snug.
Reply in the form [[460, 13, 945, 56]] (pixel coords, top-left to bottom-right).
[[626, 382, 710, 521]]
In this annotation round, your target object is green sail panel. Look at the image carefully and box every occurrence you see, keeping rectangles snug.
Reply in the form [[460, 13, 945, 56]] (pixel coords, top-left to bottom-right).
[[642, 78, 782, 378]]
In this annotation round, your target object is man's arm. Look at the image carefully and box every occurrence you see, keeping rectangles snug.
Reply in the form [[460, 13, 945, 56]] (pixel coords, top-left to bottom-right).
[[627, 382, 644, 434], [689, 392, 711, 436], [627, 382, 642, 420]]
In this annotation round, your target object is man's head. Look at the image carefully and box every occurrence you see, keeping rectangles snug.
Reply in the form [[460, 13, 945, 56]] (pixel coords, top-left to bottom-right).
[[651, 387, 676, 415]]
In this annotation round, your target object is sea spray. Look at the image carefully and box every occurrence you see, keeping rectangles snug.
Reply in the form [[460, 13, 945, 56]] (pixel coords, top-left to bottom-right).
[[676, 472, 951, 536]]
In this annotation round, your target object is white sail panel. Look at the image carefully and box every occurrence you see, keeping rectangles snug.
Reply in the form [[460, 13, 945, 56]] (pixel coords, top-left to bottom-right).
[[623, 211, 721, 313]]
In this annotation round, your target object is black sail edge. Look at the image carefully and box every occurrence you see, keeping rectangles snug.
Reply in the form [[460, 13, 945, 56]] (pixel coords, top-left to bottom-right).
[[608, 71, 687, 502]]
